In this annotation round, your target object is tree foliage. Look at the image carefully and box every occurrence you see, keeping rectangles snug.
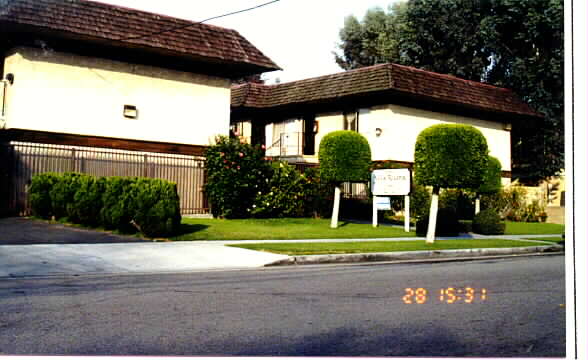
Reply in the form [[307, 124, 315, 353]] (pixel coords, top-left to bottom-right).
[[477, 156, 502, 194], [414, 124, 489, 190], [334, 4, 406, 70], [334, 0, 564, 181], [318, 131, 372, 184]]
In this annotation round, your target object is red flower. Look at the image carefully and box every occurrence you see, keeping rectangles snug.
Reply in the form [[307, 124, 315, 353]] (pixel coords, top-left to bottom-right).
[[239, 152, 244, 157]]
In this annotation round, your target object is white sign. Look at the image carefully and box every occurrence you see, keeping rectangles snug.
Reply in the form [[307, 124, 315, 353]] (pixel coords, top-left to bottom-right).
[[374, 196, 391, 210], [371, 169, 411, 196]]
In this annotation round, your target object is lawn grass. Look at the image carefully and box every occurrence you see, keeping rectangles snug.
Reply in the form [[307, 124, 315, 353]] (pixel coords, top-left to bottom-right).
[[230, 239, 540, 255], [504, 221, 564, 235], [523, 236, 563, 243], [172, 218, 416, 241]]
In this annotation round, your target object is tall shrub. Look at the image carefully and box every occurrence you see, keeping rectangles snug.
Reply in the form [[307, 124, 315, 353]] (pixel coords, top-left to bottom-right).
[[131, 178, 181, 237], [68, 175, 106, 226], [100, 176, 137, 232], [29, 172, 60, 219], [414, 124, 489, 242], [49, 172, 83, 220], [205, 136, 272, 218], [318, 131, 372, 228]]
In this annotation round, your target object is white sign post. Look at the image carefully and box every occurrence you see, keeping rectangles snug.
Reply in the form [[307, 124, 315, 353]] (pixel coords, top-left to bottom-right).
[[371, 169, 411, 231]]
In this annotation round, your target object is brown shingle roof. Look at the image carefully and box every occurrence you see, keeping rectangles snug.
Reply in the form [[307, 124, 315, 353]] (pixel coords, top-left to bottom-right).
[[232, 63, 541, 118], [0, 0, 280, 74]]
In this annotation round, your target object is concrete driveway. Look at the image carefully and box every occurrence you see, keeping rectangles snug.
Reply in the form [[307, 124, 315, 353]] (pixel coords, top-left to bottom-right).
[[0, 217, 146, 245], [0, 217, 288, 277]]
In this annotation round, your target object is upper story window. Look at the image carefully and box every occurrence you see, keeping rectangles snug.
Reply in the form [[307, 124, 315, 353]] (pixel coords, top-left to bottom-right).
[[123, 105, 138, 119], [344, 111, 358, 132]]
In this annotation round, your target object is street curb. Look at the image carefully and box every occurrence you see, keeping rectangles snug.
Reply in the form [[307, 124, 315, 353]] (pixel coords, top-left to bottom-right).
[[265, 245, 564, 266]]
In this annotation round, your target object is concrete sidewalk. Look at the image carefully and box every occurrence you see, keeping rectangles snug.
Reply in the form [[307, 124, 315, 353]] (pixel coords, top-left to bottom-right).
[[0, 242, 290, 277], [0, 236, 563, 278], [0, 217, 563, 277]]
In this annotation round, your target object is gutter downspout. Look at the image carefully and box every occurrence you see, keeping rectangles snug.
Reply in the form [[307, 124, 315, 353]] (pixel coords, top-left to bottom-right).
[[0, 80, 7, 129]]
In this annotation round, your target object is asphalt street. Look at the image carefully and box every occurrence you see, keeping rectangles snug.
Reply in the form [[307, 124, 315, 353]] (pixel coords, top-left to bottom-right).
[[0, 254, 566, 356]]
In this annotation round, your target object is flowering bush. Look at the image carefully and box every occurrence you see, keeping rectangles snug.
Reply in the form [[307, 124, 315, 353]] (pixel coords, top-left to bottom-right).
[[251, 161, 308, 218], [481, 185, 546, 222], [205, 136, 272, 218]]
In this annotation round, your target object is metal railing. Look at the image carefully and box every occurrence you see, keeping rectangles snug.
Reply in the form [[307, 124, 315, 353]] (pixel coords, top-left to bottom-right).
[[0, 142, 208, 216], [266, 132, 304, 158]]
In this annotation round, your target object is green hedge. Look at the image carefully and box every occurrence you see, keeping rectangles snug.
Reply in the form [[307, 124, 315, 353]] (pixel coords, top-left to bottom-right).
[[68, 175, 106, 227], [29, 172, 60, 219], [50, 172, 83, 220], [29, 173, 181, 238]]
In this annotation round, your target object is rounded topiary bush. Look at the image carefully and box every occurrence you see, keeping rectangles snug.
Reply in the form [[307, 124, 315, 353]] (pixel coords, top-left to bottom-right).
[[416, 208, 461, 237], [318, 130, 372, 183], [414, 124, 489, 189], [472, 208, 505, 235], [477, 156, 502, 194]]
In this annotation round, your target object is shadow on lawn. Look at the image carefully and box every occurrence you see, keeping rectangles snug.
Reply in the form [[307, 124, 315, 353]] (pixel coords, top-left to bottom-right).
[[174, 223, 210, 236]]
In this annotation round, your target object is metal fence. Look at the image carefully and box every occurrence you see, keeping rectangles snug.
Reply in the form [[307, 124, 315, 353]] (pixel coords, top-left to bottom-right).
[[0, 142, 208, 216]]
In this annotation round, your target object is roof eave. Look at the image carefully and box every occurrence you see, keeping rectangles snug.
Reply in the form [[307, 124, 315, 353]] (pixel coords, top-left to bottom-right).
[[1, 24, 281, 77]]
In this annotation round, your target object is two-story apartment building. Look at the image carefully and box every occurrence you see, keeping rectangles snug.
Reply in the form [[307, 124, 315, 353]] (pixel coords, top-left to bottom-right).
[[231, 63, 542, 183], [0, 0, 279, 215]]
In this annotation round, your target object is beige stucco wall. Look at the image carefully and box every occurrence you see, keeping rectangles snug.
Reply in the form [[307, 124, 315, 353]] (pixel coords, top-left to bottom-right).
[[314, 111, 350, 154], [312, 104, 512, 172], [2, 46, 231, 146]]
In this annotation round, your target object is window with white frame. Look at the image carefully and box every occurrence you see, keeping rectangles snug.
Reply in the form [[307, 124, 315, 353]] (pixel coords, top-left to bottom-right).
[[343, 110, 358, 132]]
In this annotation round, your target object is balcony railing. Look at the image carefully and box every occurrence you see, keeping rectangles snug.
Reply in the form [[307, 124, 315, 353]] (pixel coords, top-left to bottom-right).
[[266, 132, 304, 157]]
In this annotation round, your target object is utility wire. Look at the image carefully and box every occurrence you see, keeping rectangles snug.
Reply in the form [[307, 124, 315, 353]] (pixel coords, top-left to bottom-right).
[[116, 0, 280, 42]]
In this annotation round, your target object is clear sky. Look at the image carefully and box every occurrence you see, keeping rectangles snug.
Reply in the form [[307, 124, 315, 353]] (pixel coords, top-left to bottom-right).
[[95, 0, 398, 83]]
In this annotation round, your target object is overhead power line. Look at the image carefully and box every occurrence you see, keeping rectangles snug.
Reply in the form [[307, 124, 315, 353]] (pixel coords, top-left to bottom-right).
[[117, 0, 280, 42]]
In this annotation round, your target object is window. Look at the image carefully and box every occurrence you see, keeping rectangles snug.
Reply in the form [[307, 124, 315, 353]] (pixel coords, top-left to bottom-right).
[[344, 111, 358, 131], [123, 105, 138, 119]]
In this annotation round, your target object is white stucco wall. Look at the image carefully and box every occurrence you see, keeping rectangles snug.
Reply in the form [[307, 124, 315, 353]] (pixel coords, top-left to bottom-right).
[[314, 112, 347, 154], [2, 47, 231, 146], [313, 104, 512, 172]]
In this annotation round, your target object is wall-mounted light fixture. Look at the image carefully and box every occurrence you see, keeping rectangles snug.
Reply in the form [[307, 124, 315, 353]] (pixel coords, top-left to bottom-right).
[[5, 73, 14, 85], [123, 104, 138, 119], [375, 127, 383, 137], [503, 123, 512, 131], [313, 121, 319, 133]]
